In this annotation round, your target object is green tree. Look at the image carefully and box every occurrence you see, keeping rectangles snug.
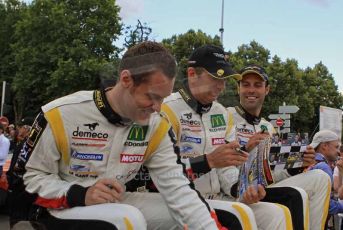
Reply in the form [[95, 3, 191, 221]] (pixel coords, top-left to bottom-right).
[[123, 20, 152, 49], [0, 0, 27, 121], [230, 40, 271, 71], [162, 29, 221, 90], [11, 0, 122, 121], [302, 62, 343, 132]]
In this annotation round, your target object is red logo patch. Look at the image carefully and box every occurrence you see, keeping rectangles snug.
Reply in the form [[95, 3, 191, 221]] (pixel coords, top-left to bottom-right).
[[212, 138, 225, 145], [120, 153, 144, 163]]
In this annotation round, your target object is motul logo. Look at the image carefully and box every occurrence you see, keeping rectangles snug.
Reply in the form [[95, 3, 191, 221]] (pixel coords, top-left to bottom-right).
[[120, 154, 144, 163], [212, 138, 225, 145]]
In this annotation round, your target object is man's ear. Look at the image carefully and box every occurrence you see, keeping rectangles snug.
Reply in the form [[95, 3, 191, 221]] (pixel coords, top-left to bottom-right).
[[187, 67, 196, 78], [187, 67, 197, 84], [119, 70, 133, 88], [265, 85, 270, 95]]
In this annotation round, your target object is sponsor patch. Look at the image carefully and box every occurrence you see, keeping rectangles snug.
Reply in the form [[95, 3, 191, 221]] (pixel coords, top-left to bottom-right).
[[180, 152, 201, 159], [209, 127, 226, 132], [180, 145, 193, 153], [70, 164, 90, 172], [183, 112, 192, 120], [212, 138, 225, 145], [127, 125, 148, 141], [210, 114, 226, 128], [236, 125, 254, 135], [180, 135, 201, 144], [124, 141, 149, 147], [180, 118, 201, 127], [69, 164, 98, 178], [182, 127, 202, 132], [71, 142, 106, 147], [71, 151, 104, 161], [72, 126, 108, 141], [120, 153, 144, 163], [84, 122, 99, 131]]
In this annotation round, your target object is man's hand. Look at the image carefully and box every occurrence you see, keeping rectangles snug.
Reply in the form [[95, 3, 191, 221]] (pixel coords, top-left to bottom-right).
[[302, 145, 316, 167], [241, 185, 266, 204], [85, 178, 125, 206], [206, 141, 248, 168], [245, 132, 270, 152]]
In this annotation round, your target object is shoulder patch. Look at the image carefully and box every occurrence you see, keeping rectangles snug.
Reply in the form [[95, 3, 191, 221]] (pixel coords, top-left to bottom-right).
[[16, 112, 47, 173]]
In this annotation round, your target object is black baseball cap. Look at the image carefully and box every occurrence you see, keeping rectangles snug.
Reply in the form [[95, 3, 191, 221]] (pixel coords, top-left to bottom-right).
[[188, 45, 241, 80], [239, 64, 269, 82]]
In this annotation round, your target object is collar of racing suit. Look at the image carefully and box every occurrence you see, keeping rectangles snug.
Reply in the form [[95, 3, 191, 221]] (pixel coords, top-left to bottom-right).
[[93, 86, 133, 126], [235, 104, 262, 125], [178, 80, 212, 114]]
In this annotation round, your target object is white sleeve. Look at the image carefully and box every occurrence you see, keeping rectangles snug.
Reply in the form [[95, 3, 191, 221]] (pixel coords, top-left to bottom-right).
[[0, 136, 10, 162], [272, 169, 291, 182], [217, 166, 239, 198], [334, 166, 339, 177], [144, 131, 218, 230], [24, 123, 72, 200]]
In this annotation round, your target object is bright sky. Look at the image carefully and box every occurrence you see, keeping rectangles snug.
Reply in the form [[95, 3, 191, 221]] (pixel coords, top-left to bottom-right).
[[117, 0, 343, 93]]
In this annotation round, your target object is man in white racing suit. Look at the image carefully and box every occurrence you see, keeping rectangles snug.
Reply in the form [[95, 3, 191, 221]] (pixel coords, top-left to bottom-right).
[[18, 42, 225, 230], [226, 64, 331, 230], [161, 45, 292, 230]]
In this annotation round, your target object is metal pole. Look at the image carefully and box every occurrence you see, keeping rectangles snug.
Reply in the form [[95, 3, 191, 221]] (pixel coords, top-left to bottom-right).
[[1, 81, 6, 117], [219, 0, 224, 45]]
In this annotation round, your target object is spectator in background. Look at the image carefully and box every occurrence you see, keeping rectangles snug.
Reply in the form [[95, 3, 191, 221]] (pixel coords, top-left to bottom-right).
[[0, 124, 10, 175], [309, 130, 343, 214], [333, 145, 343, 198], [7, 118, 33, 226], [16, 118, 33, 142], [7, 118, 33, 182], [7, 124, 16, 138], [271, 133, 282, 146], [291, 134, 302, 146], [8, 125, 18, 154]]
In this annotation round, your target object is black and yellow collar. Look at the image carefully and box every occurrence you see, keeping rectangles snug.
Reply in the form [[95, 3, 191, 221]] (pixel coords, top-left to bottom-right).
[[93, 86, 133, 126], [178, 82, 212, 114], [235, 104, 262, 125]]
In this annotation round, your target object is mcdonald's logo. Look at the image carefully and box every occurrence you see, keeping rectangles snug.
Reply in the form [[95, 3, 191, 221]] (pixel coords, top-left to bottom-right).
[[127, 125, 148, 141], [210, 114, 226, 128]]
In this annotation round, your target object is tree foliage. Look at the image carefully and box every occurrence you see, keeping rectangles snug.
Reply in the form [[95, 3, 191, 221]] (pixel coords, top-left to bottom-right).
[[162, 29, 221, 89], [0, 4, 342, 133], [123, 19, 152, 49], [6, 0, 122, 121], [162, 33, 343, 133], [0, 0, 27, 121]]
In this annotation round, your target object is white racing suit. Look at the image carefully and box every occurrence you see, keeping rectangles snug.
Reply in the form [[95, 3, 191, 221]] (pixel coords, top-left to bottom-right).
[[21, 90, 220, 230], [226, 106, 331, 230], [161, 89, 292, 230]]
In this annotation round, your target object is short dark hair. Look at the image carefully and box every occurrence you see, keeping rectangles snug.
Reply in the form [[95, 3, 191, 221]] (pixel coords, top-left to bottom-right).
[[238, 64, 269, 86], [119, 41, 177, 85], [0, 124, 4, 132]]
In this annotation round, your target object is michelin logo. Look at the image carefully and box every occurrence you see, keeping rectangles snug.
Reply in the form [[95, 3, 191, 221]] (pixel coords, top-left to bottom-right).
[[180, 146, 193, 153], [71, 151, 103, 161], [180, 135, 201, 144]]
